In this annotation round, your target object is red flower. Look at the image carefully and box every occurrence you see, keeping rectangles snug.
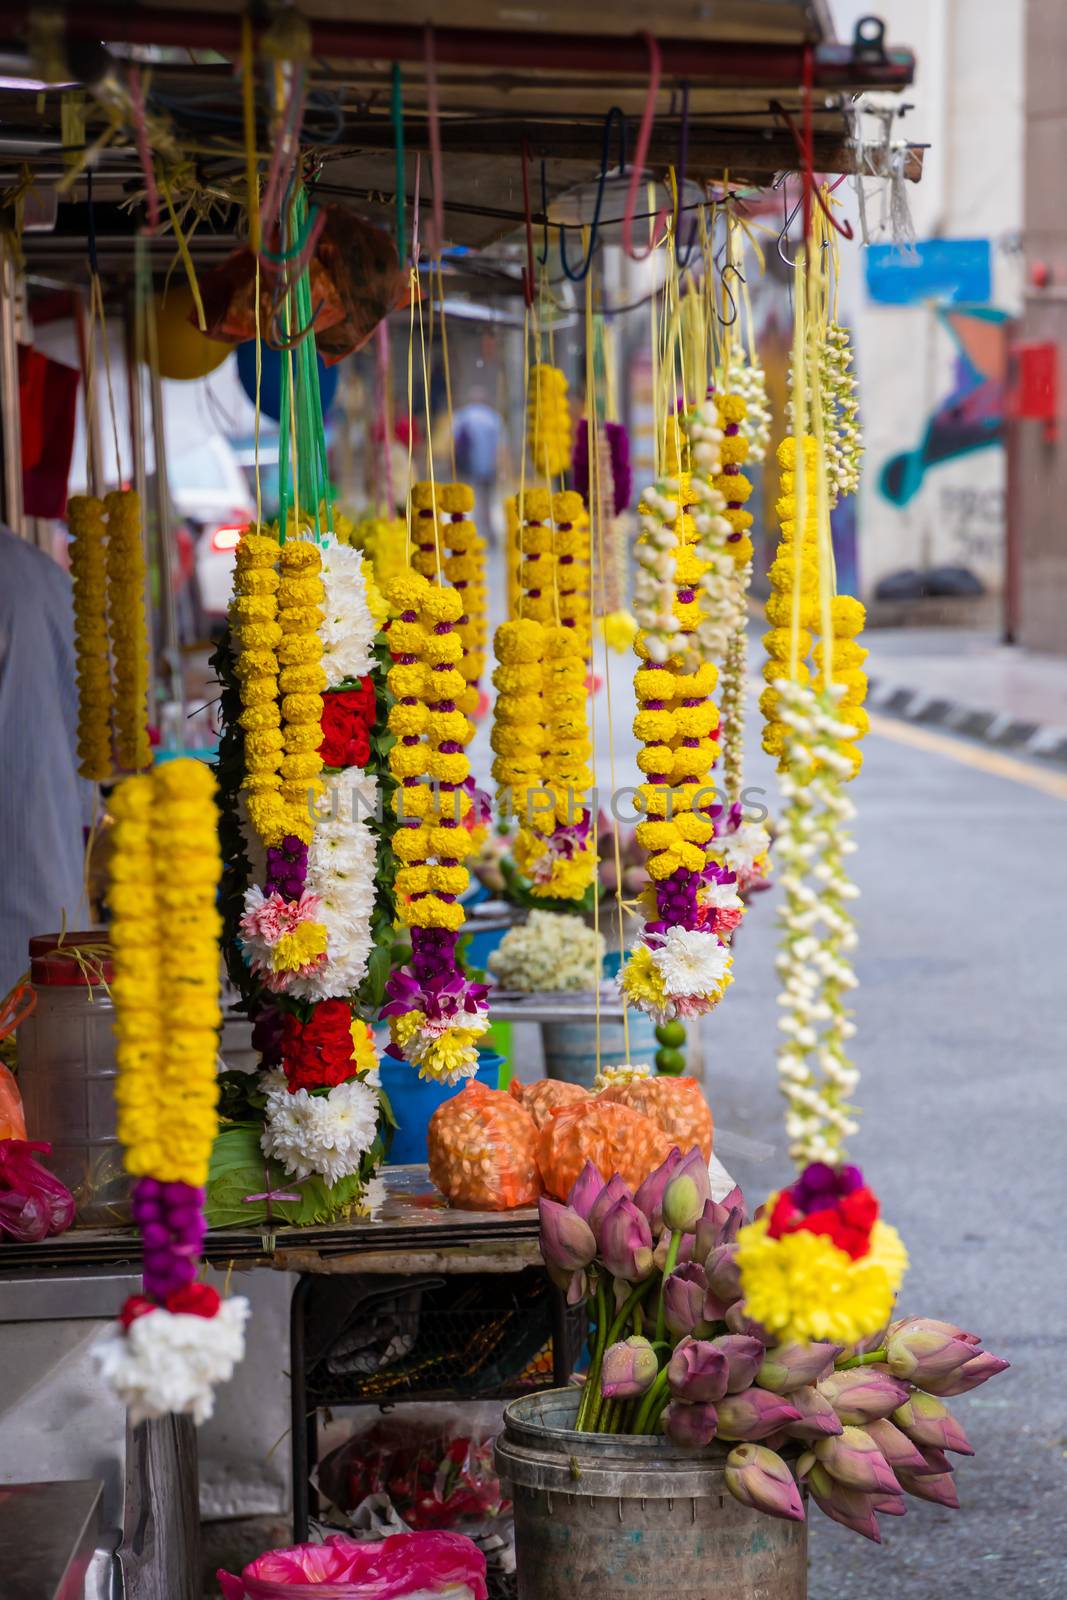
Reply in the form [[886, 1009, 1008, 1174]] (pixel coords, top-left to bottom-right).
[[319, 680, 375, 769], [282, 998, 356, 1091], [119, 1293, 158, 1328], [166, 1283, 221, 1319]]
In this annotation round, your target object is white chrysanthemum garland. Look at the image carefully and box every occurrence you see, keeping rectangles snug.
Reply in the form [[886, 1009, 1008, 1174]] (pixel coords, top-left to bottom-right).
[[320, 540, 380, 687], [285, 771, 379, 1002], [260, 1068, 382, 1188], [94, 1298, 250, 1427]]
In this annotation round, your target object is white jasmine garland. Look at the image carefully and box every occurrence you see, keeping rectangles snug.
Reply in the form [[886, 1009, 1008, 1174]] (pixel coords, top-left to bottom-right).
[[261, 1075, 380, 1185], [287, 771, 379, 1001], [593, 1061, 654, 1091], [320, 542, 378, 687], [94, 1297, 250, 1426], [650, 925, 732, 998]]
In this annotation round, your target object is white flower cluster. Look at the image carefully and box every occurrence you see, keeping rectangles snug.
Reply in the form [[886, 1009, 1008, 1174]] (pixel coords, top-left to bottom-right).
[[773, 676, 862, 1166], [287, 770, 379, 1001], [489, 909, 605, 993], [787, 326, 862, 508], [94, 1297, 250, 1426], [593, 1060, 654, 1091], [651, 925, 733, 1001], [634, 479, 688, 660], [319, 542, 378, 687], [732, 357, 772, 463], [261, 1071, 381, 1185]]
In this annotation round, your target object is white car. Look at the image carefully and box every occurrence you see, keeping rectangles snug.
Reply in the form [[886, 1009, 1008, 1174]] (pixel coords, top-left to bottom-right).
[[169, 436, 255, 624]]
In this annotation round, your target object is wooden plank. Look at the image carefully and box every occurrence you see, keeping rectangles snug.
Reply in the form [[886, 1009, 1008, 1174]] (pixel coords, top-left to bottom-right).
[[272, 1242, 544, 1275]]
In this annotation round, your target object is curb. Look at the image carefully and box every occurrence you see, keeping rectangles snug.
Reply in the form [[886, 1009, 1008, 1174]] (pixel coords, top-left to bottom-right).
[[866, 675, 1067, 767]]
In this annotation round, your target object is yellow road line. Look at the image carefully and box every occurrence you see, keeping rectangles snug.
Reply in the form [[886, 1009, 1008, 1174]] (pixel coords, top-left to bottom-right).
[[867, 711, 1067, 800]]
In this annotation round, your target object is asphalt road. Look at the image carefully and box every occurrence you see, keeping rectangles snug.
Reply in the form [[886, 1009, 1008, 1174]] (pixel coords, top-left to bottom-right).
[[708, 714, 1067, 1597]]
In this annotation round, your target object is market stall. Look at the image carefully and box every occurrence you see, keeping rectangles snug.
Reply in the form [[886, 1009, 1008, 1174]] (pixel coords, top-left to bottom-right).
[[0, 5, 1011, 1599]]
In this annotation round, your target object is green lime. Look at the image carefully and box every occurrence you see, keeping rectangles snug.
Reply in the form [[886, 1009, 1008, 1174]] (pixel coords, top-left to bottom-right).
[[656, 1020, 687, 1048], [655, 1046, 686, 1075]]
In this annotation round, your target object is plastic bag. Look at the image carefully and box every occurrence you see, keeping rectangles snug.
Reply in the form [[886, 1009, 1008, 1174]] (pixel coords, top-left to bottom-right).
[[0, 1139, 74, 1240], [218, 1530, 487, 1600], [317, 1410, 508, 1532], [508, 1076, 589, 1130], [536, 1101, 672, 1201], [597, 1076, 714, 1160], [0, 1064, 26, 1141], [428, 1083, 541, 1211]]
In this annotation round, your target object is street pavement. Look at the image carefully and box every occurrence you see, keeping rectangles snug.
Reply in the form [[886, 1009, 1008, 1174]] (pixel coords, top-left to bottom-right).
[[709, 715, 1067, 1596]]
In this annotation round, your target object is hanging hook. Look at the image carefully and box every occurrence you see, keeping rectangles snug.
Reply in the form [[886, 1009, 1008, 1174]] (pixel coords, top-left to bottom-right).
[[538, 158, 550, 266], [717, 263, 743, 326], [559, 105, 627, 282], [770, 98, 855, 242], [776, 171, 850, 266], [620, 31, 670, 261], [674, 82, 700, 267]]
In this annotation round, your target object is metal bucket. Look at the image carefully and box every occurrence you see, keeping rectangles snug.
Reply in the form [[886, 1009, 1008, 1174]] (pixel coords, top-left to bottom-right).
[[541, 1016, 659, 1090], [495, 1390, 807, 1600]]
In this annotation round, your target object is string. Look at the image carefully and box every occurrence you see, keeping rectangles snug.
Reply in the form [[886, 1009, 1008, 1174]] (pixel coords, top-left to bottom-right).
[[391, 64, 406, 265], [253, 255, 262, 528], [91, 273, 123, 487], [789, 251, 807, 684], [414, 264, 443, 579], [423, 26, 444, 260], [241, 15, 261, 253], [404, 269, 416, 565], [127, 65, 159, 233], [159, 174, 207, 331], [436, 259, 457, 479]]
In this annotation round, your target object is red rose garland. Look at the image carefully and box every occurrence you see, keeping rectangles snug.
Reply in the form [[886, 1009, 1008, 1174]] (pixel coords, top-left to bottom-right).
[[281, 998, 363, 1092], [319, 679, 376, 769]]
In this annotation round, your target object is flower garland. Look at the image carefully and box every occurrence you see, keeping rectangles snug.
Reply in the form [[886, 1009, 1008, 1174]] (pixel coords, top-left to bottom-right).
[[382, 569, 489, 1081], [231, 526, 288, 847], [410, 482, 487, 719], [733, 353, 772, 463], [67, 494, 112, 779], [96, 759, 248, 1424], [528, 363, 572, 479], [104, 489, 152, 772], [277, 538, 327, 829], [621, 469, 738, 1023], [573, 420, 637, 653]]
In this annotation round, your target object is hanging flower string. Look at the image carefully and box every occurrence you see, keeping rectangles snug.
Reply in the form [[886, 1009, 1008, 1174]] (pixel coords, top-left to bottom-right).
[[67, 494, 112, 779], [95, 760, 248, 1425]]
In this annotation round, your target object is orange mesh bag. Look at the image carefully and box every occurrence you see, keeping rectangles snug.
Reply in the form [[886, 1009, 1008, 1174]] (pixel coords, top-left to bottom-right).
[[597, 1077, 713, 1160], [428, 1081, 542, 1211], [536, 1101, 672, 1201], [509, 1077, 590, 1130]]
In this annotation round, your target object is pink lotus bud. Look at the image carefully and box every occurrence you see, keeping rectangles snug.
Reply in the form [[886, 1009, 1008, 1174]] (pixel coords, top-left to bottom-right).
[[782, 1384, 844, 1440], [538, 1198, 596, 1274], [567, 1161, 604, 1221], [864, 1417, 928, 1473], [653, 1227, 694, 1274], [694, 1197, 742, 1260], [806, 1463, 883, 1543], [885, 1323, 979, 1383], [818, 1369, 910, 1424], [710, 1334, 766, 1393], [705, 1243, 743, 1307], [724, 1444, 805, 1523], [634, 1148, 682, 1231], [598, 1196, 655, 1282], [912, 1351, 1010, 1397], [814, 1425, 901, 1496], [588, 1174, 633, 1242], [668, 1337, 729, 1403], [718, 1184, 747, 1221], [716, 1389, 802, 1441], [896, 1469, 960, 1509], [724, 1301, 773, 1343], [665, 1400, 718, 1448], [912, 1445, 952, 1476], [892, 1392, 975, 1456], [757, 1343, 842, 1394], [546, 1264, 590, 1306], [872, 1495, 908, 1517], [888, 1315, 982, 1351], [663, 1263, 714, 1338], [661, 1147, 712, 1233], [601, 1336, 659, 1399]]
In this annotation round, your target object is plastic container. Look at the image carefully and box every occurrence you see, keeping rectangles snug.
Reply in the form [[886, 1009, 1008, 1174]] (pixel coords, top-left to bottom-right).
[[541, 1015, 658, 1089], [496, 1390, 807, 1600], [15, 931, 130, 1226], [381, 1049, 506, 1165]]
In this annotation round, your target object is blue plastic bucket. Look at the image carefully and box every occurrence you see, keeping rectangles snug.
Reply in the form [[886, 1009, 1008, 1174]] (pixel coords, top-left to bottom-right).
[[380, 1048, 506, 1164]]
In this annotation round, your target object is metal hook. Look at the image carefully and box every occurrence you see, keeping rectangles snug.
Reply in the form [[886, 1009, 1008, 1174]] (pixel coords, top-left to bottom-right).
[[559, 105, 628, 282], [538, 158, 550, 266], [770, 100, 854, 241], [717, 263, 742, 326], [776, 172, 850, 266], [673, 81, 700, 268]]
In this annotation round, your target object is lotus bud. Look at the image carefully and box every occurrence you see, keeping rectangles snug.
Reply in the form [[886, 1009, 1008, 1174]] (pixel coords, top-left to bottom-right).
[[863, 1417, 928, 1473], [724, 1444, 805, 1523], [912, 1445, 952, 1477], [665, 1400, 719, 1448], [662, 1263, 713, 1337], [705, 1243, 743, 1308], [888, 1315, 982, 1352], [634, 1148, 681, 1231], [814, 1425, 901, 1496], [884, 1323, 979, 1383], [757, 1343, 842, 1395], [601, 1336, 659, 1399], [661, 1147, 712, 1233], [716, 1389, 802, 1441], [718, 1183, 747, 1221], [588, 1174, 633, 1242], [653, 1228, 694, 1274], [892, 1392, 974, 1456], [710, 1334, 766, 1394], [668, 1337, 729, 1403], [896, 1469, 960, 1509], [547, 1264, 590, 1306], [538, 1198, 597, 1273], [567, 1161, 605, 1221], [817, 1369, 910, 1424], [598, 1196, 655, 1282], [872, 1495, 908, 1517], [806, 1463, 883, 1543], [913, 1351, 1010, 1398], [724, 1301, 773, 1343], [694, 1197, 741, 1260], [782, 1384, 844, 1440]]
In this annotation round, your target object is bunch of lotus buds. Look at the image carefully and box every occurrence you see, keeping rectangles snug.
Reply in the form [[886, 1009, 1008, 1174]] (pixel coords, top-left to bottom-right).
[[537, 1150, 1008, 1537]]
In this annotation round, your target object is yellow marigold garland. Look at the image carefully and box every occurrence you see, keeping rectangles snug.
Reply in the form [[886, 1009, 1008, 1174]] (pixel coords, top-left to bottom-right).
[[411, 481, 487, 718], [68, 493, 112, 779], [105, 489, 152, 771], [528, 363, 572, 479], [231, 525, 287, 846], [277, 539, 325, 835]]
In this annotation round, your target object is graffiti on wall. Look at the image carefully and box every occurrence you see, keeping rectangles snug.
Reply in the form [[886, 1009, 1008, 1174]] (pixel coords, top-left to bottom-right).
[[879, 305, 1009, 507]]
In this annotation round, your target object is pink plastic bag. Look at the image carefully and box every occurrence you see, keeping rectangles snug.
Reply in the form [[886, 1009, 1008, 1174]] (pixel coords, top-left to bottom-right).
[[217, 1531, 487, 1600], [0, 1139, 75, 1240]]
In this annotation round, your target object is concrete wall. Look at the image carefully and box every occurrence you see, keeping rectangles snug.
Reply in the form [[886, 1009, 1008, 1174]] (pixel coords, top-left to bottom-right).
[[833, 0, 1024, 602]]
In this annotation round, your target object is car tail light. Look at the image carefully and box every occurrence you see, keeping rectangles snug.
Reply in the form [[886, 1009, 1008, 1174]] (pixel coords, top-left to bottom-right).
[[211, 523, 244, 553]]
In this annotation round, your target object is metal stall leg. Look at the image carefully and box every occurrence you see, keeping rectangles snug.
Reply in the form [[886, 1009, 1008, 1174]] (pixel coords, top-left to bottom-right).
[[289, 1274, 318, 1543]]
